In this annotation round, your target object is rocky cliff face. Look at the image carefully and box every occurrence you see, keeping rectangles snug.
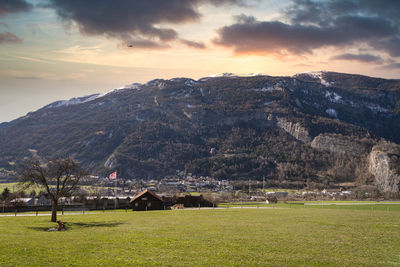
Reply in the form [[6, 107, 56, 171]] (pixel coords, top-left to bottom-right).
[[276, 117, 312, 143], [311, 133, 372, 156], [369, 142, 400, 192]]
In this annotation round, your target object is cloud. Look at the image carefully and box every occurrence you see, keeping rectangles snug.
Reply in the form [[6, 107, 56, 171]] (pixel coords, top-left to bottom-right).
[[180, 39, 206, 49], [0, 0, 33, 17], [331, 53, 383, 63], [285, 0, 400, 26], [372, 37, 400, 57], [48, 0, 242, 48], [214, 0, 400, 57], [382, 62, 400, 69], [0, 32, 22, 44]]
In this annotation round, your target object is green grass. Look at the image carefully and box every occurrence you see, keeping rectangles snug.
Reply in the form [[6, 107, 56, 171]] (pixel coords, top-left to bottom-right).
[[0, 183, 123, 195], [0, 182, 44, 194], [0, 182, 18, 193], [220, 201, 400, 211], [1, 208, 400, 266], [290, 200, 400, 204]]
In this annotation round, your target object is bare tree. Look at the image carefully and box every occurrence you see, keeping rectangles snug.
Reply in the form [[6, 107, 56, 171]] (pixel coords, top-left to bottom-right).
[[18, 157, 88, 222]]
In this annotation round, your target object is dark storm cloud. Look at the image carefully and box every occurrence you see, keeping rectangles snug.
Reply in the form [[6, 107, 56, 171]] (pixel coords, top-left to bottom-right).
[[48, 0, 243, 48], [214, 0, 400, 57], [285, 0, 400, 25], [0, 32, 22, 44], [372, 37, 400, 57], [331, 53, 383, 63], [0, 0, 33, 17], [214, 14, 396, 55]]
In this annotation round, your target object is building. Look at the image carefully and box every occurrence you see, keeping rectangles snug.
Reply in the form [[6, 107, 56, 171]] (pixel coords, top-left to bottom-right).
[[10, 198, 34, 206], [130, 189, 163, 211], [175, 195, 214, 208]]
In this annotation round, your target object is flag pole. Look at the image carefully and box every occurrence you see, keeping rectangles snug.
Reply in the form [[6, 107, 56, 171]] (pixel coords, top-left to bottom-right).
[[114, 171, 117, 210]]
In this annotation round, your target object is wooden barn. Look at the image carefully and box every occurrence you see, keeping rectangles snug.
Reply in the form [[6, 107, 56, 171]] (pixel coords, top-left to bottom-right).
[[130, 189, 163, 211]]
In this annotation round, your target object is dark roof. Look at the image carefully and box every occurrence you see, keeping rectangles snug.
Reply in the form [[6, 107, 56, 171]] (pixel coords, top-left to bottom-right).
[[130, 189, 163, 202]]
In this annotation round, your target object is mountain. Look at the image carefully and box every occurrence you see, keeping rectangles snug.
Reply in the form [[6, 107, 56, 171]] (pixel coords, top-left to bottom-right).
[[42, 93, 104, 109], [1, 71, 400, 191]]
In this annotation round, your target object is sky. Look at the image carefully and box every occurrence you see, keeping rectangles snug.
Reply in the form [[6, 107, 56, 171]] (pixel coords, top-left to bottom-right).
[[1, 0, 400, 123]]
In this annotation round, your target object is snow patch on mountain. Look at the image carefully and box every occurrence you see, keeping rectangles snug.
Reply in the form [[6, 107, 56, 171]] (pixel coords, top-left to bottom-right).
[[326, 108, 338, 118], [325, 91, 342, 103], [146, 79, 166, 89], [295, 71, 332, 86], [123, 83, 142, 90], [249, 73, 267, 76], [45, 81, 145, 110], [44, 94, 103, 109], [185, 80, 197, 86], [107, 83, 143, 95], [199, 73, 239, 81], [209, 73, 237, 78], [168, 78, 197, 87], [367, 104, 389, 113], [253, 84, 283, 92]]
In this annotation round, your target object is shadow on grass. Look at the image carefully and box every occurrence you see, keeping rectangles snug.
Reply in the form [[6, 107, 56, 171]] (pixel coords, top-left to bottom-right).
[[28, 222, 124, 232], [67, 222, 123, 229], [28, 226, 51, 231]]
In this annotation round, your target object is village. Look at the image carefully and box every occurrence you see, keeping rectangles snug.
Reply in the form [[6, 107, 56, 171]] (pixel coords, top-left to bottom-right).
[[1, 168, 362, 214]]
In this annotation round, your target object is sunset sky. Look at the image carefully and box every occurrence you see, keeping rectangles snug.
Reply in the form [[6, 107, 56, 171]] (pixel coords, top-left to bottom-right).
[[1, 0, 400, 122]]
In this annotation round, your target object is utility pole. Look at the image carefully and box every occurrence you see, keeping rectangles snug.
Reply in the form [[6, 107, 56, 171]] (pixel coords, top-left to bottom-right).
[[262, 176, 265, 191], [248, 179, 251, 195], [114, 178, 117, 209]]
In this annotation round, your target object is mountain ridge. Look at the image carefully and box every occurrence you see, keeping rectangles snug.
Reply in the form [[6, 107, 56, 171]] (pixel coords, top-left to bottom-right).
[[1, 71, 399, 191]]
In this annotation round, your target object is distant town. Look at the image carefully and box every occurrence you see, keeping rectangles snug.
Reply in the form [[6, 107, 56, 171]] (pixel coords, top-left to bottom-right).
[[3, 166, 393, 215]]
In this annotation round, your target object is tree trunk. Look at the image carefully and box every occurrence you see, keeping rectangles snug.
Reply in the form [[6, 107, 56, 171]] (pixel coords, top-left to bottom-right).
[[51, 198, 58, 222]]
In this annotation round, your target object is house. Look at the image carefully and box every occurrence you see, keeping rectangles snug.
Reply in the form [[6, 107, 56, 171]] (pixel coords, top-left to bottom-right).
[[10, 198, 34, 206], [322, 188, 342, 196], [35, 195, 51, 205], [250, 196, 266, 201], [130, 189, 163, 211]]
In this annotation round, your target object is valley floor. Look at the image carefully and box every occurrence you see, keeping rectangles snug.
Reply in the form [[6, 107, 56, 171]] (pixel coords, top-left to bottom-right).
[[1, 205, 400, 266]]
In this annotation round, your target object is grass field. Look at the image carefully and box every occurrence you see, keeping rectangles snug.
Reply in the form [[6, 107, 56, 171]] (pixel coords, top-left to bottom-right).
[[0, 182, 122, 195], [219, 201, 400, 212], [0, 182, 18, 192], [1, 206, 400, 266]]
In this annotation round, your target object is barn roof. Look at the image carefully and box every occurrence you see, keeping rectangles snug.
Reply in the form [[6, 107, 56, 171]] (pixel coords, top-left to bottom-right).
[[130, 189, 163, 202]]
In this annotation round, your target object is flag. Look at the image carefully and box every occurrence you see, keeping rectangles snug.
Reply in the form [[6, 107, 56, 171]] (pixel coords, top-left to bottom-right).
[[109, 171, 117, 180]]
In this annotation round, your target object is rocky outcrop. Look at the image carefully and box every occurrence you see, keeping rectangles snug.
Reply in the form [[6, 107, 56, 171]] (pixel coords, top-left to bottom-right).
[[369, 141, 400, 193], [276, 117, 311, 143], [311, 133, 371, 156], [104, 153, 117, 169]]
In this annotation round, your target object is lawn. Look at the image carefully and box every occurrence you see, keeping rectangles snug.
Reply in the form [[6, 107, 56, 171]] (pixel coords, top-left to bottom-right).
[[0, 182, 122, 195], [1, 207, 400, 266], [0, 182, 18, 193], [219, 201, 400, 211]]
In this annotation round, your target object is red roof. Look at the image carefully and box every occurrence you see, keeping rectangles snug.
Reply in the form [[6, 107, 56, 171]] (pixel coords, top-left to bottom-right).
[[130, 189, 163, 202]]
